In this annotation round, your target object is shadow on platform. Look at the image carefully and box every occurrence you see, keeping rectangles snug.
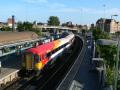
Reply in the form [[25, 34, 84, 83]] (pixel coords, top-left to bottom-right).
[[0, 53, 22, 70]]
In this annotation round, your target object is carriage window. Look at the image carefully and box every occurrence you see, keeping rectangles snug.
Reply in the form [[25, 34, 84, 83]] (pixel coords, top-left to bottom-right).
[[55, 48, 57, 51], [47, 52, 51, 57], [51, 50, 54, 54]]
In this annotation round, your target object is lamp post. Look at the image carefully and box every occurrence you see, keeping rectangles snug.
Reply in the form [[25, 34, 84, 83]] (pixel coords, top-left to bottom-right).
[[102, 4, 106, 32], [111, 15, 118, 20], [111, 15, 118, 33], [113, 54, 116, 84], [110, 14, 119, 90], [114, 21, 119, 90]]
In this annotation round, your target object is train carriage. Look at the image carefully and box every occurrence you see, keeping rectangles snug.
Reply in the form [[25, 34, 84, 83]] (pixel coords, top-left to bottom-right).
[[20, 33, 75, 77]]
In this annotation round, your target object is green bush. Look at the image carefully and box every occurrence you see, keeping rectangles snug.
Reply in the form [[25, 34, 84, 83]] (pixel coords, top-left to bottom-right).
[[106, 67, 114, 85]]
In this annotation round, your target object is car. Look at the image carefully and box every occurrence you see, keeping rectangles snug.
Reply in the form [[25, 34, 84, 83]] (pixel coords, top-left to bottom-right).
[[88, 46, 91, 49], [86, 40, 89, 43]]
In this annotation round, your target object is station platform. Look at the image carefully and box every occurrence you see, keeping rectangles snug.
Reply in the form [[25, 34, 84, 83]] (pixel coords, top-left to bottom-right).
[[0, 54, 21, 86], [57, 35, 100, 90], [73, 47, 99, 90]]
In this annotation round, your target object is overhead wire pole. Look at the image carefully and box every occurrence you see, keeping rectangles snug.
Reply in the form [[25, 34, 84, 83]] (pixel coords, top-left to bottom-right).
[[103, 4, 106, 32], [103, 4, 106, 19], [80, 8, 83, 25]]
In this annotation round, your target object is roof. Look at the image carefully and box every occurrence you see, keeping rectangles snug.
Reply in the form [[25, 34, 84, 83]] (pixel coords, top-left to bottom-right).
[[26, 33, 74, 55], [27, 41, 54, 55], [0, 31, 38, 45], [96, 18, 112, 24], [96, 39, 117, 46], [105, 19, 112, 24], [96, 18, 104, 23]]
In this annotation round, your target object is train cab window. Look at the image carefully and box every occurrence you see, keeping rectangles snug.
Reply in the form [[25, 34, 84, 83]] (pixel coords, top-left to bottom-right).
[[34, 54, 40, 63]]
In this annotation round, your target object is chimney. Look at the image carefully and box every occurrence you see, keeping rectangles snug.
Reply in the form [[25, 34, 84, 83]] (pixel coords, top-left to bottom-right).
[[12, 15, 15, 32]]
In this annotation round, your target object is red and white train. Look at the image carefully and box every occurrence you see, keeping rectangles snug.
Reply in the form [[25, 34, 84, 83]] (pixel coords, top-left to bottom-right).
[[20, 32, 75, 76]]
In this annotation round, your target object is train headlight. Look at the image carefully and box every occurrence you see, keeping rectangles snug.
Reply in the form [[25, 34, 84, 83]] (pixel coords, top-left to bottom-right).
[[35, 62, 43, 70]]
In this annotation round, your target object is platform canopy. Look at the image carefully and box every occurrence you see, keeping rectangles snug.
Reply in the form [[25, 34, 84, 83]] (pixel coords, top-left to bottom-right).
[[96, 39, 117, 46], [0, 31, 38, 45]]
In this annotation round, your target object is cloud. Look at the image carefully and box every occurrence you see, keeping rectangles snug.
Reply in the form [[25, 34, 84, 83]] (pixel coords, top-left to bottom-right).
[[86, 8, 120, 15], [47, 3, 66, 9], [22, 0, 120, 16], [49, 7, 88, 13], [53, 8, 80, 13], [106, 8, 120, 15], [24, 0, 48, 3], [49, 6, 120, 15]]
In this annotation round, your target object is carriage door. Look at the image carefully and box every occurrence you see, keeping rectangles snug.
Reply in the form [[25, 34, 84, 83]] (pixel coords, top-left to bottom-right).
[[25, 53, 34, 70]]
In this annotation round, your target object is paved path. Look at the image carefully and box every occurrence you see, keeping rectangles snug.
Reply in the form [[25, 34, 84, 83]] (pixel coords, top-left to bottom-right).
[[74, 37, 99, 90]]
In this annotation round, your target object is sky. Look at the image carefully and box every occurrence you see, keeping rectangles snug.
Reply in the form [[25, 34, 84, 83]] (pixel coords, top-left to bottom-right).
[[0, 0, 120, 24]]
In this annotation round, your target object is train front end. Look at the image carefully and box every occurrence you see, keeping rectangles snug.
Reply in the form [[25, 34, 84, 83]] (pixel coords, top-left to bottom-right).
[[19, 51, 44, 77]]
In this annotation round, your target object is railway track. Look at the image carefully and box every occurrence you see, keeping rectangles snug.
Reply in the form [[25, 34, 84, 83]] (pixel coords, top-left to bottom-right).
[[2, 76, 36, 90], [3, 35, 83, 90], [36, 35, 83, 90]]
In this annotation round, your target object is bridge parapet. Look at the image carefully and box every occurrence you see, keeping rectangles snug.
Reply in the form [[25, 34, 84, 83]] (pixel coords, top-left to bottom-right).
[[33, 25, 79, 31]]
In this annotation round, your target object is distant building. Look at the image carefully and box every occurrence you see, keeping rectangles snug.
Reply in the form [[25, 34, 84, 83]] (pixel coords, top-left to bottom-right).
[[90, 24, 95, 29], [66, 21, 73, 26], [37, 22, 44, 25], [96, 18, 104, 31], [77, 24, 89, 32], [96, 18, 120, 33], [82, 25, 88, 30], [7, 17, 15, 28], [62, 21, 74, 27], [7, 16, 17, 31], [0, 22, 7, 28]]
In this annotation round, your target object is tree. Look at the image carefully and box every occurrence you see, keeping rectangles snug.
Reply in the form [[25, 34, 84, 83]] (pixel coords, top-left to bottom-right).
[[17, 21, 42, 36], [106, 67, 114, 85], [81, 29, 86, 36], [92, 28, 110, 41], [1, 26, 11, 31], [17, 21, 33, 32], [32, 28, 42, 36], [97, 45, 117, 68], [117, 80, 120, 90], [93, 28, 117, 86], [17, 22, 24, 31], [48, 16, 60, 26]]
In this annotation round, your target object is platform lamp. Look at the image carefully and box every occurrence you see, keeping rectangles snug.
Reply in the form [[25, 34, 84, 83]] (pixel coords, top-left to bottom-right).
[[111, 15, 118, 20]]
